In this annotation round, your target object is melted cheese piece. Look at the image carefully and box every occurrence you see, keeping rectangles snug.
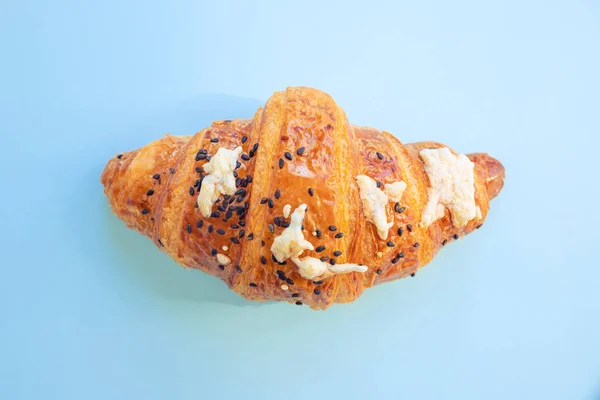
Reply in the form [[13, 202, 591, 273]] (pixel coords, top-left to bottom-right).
[[271, 204, 314, 262], [384, 181, 407, 202], [197, 146, 243, 218], [419, 147, 477, 228], [271, 204, 369, 280], [355, 175, 393, 240], [291, 257, 368, 280]]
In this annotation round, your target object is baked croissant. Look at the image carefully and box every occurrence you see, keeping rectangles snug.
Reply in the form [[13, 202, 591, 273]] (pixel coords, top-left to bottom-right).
[[101, 87, 505, 310]]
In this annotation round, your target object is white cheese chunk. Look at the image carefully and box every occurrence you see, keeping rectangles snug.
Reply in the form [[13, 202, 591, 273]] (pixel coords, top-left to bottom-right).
[[384, 181, 407, 202], [197, 146, 243, 218], [419, 147, 477, 228], [271, 204, 314, 262], [283, 204, 291, 219], [356, 175, 393, 240], [216, 253, 231, 265], [291, 257, 368, 280]]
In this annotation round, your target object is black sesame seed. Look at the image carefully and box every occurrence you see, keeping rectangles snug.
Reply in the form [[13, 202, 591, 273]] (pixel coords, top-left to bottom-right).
[[241, 135, 248, 144], [239, 229, 245, 238], [210, 138, 219, 143], [234, 173, 239, 181], [329, 259, 336, 265], [246, 175, 253, 183], [376, 181, 382, 188], [189, 187, 195, 196], [211, 249, 217, 256], [274, 189, 281, 199], [278, 159, 284, 169], [208, 225, 213, 233], [260, 197, 268, 204], [314, 230, 322, 239], [211, 211, 221, 218], [252, 143, 259, 153], [217, 205, 226, 212], [291, 293, 299, 298], [241, 154, 250, 161], [249, 150, 254, 158], [235, 188, 246, 196], [225, 210, 233, 220], [328, 225, 337, 231], [249, 283, 257, 287], [216, 229, 225, 235], [397, 227, 403, 236], [146, 189, 154, 196], [235, 161, 241, 170], [284, 152, 293, 161], [247, 233, 254, 240], [286, 278, 294, 285], [394, 203, 405, 213], [314, 289, 321, 295], [335, 232, 344, 239], [157, 239, 164, 247], [271, 254, 278, 263], [411, 273, 416, 277], [407, 224, 413, 232], [376, 152, 384, 160], [196, 220, 204, 228], [186, 224, 192, 233], [196, 153, 206, 161], [297, 147, 305, 155], [295, 301, 302, 306], [333, 251, 342, 257], [414, 242, 420, 248], [117, 154, 123, 159], [195, 167, 202, 173], [392, 257, 400, 264], [315, 246, 326, 253], [261, 240, 265, 246], [282, 222, 290, 228], [397, 252, 405, 258], [218, 264, 225, 270], [313, 280, 323, 285], [141, 208, 149, 215], [308, 188, 314, 196], [320, 257, 329, 262], [152, 174, 161, 180], [236, 195, 244, 203], [235, 265, 242, 273], [169, 168, 175, 174], [273, 217, 282, 227], [268, 199, 274, 208], [268, 224, 274, 233], [260, 256, 267, 265], [386, 241, 394, 248], [151, 217, 155, 221], [376, 269, 383, 275], [453, 234, 459, 240], [231, 237, 240, 244], [239, 221, 246, 226], [442, 239, 448, 246]]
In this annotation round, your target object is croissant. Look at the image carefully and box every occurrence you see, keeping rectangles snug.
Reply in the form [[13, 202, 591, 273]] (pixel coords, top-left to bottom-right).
[[101, 87, 505, 310]]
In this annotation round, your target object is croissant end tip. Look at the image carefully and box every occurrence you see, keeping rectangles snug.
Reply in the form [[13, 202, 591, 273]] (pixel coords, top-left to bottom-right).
[[469, 153, 505, 200]]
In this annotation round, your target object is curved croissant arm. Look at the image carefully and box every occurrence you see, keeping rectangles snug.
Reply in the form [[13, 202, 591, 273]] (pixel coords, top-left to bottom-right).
[[101, 87, 505, 310]]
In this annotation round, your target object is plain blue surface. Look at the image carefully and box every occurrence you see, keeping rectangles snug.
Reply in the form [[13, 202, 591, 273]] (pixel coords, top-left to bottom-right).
[[1, 0, 599, 399]]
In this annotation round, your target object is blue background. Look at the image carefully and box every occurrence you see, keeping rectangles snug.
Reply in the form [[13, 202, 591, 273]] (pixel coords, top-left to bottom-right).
[[1, 0, 599, 399]]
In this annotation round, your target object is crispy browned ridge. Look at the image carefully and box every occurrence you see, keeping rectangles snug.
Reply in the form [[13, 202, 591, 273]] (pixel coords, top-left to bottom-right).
[[101, 87, 505, 309]]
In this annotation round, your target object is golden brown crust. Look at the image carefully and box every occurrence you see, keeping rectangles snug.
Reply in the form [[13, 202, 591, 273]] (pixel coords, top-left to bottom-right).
[[101, 87, 505, 309]]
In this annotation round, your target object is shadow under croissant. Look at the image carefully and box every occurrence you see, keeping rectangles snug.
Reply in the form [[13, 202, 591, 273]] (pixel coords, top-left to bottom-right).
[[104, 203, 269, 307], [102, 92, 274, 308]]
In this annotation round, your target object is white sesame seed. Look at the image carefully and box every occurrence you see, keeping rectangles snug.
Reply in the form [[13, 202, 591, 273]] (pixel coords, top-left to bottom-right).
[[376, 252, 383, 258], [216, 253, 231, 265], [222, 246, 229, 251], [281, 284, 289, 291], [283, 204, 292, 219]]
